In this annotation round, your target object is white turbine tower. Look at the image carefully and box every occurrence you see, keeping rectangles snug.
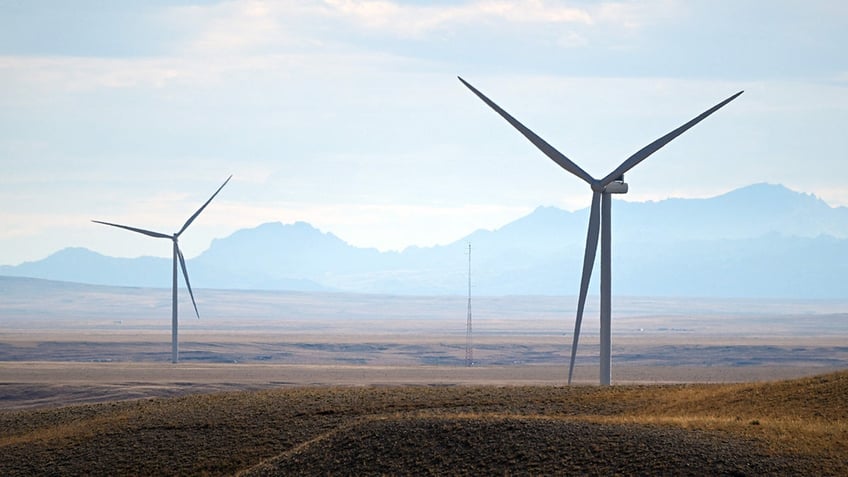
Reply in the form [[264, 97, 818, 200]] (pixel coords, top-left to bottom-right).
[[93, 175, 232, 363], [459, 77, 742, 385]]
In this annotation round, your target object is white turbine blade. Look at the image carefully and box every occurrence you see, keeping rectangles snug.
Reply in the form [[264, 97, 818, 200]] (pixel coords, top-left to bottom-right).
[[568, 191, 601, 385], [91, 220, 171, 239], [458, 77, 595, 185], [177, 175, 232, 236], [600, 91, 744, 186], [177, 247, 200, 319]]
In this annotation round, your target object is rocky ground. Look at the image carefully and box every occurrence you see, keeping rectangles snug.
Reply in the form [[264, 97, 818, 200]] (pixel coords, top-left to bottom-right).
[[246, 417, 816, 476], [1, 371, 845, 476]]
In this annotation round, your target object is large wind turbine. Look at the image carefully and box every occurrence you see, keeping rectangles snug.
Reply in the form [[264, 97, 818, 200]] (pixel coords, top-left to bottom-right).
[[93, 175, 232, 363], [459, 77, 742, 385]]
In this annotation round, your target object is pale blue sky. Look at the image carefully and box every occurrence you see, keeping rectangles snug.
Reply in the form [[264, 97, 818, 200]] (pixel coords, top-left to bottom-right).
[[1, 0, 846, 264]]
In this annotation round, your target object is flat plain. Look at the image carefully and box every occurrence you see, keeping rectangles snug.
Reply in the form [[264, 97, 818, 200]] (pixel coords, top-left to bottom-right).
[[2, 280, 847, 406]]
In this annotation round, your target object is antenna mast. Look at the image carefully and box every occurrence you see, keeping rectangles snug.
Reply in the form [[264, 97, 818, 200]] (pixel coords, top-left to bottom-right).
[[465, 242, 473, 367]]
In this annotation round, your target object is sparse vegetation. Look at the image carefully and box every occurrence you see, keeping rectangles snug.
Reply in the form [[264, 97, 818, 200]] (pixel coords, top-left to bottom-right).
[[1, 371, 846, 475]]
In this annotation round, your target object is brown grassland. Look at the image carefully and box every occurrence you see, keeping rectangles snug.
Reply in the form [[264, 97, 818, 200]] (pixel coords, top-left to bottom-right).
[[1, 370, 846, 476]]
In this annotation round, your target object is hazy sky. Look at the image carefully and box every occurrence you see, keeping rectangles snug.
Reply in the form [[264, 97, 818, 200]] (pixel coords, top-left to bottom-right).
[[2, 0, 846, 265]]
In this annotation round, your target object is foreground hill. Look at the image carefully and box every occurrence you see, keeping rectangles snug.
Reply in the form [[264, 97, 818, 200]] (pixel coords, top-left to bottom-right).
[[1, 371, 846, 475], [3, 183, 848, 297]]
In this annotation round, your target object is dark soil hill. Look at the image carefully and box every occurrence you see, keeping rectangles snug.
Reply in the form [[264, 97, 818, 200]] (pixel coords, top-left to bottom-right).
[[1, 371, 846, 476]]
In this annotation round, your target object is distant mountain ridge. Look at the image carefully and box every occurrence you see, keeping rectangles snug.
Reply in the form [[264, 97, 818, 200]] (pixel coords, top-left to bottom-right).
[[2, 183, 846, 298]]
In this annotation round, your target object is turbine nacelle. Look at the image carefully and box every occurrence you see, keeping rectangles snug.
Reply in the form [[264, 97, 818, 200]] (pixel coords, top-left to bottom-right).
[[604, 181, 628, 194], [589, 175, 627, 194], [592, 175, 628, 194]]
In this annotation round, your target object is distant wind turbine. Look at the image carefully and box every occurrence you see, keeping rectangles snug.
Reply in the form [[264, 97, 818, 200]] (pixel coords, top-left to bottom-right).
[[92, 175, 232, 363], [459, 76, 742, 385]]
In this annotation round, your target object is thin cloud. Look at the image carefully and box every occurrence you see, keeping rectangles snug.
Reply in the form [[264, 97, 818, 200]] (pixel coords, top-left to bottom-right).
[[166, 0, 597, 50], [594, 0, 684, 31], [322, 0, 593, 37]]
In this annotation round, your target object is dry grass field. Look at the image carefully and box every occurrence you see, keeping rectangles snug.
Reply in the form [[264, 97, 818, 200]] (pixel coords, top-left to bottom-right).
[[1, 370, 846, 476]]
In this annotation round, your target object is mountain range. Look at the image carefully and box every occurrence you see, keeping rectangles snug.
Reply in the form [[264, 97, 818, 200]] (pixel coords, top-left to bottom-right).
[[2, 183, 847, 298]]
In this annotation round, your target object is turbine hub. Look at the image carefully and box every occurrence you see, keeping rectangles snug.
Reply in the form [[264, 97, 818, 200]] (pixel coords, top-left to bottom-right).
[[590, 181, 604, 193]]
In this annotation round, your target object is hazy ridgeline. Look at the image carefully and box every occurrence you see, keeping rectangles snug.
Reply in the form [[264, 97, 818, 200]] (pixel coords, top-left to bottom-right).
[[4, 184, 848, 298], [1, 276, 846, 371]]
